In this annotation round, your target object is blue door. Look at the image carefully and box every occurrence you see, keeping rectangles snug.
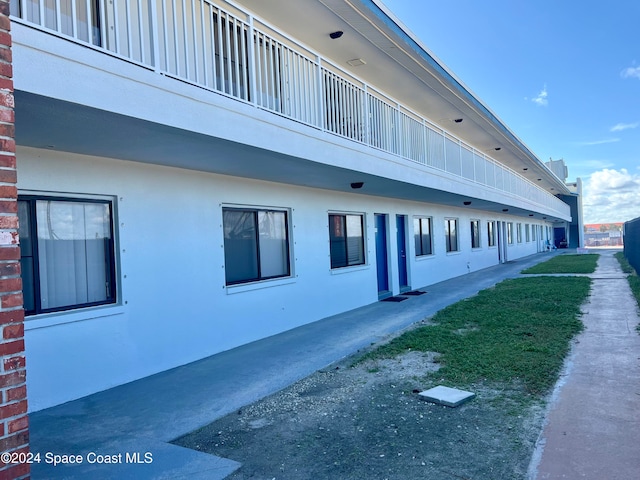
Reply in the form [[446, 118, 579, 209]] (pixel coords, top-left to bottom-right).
[[396, 215, 409, 291], [375, 214, 389, 297]]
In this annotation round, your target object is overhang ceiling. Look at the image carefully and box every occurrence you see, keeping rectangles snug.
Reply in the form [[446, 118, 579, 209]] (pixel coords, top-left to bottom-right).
[[239, 0, 569, 195]]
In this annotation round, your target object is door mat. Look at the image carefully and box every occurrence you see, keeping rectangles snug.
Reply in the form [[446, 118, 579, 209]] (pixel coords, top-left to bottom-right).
[[403, 290, 427, 296], [381, 296, 408, 302]]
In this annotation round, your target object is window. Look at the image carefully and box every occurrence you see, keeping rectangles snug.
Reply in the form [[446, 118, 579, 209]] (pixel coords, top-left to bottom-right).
[[532, 225, 537, 241], [445, 218, 458, 252], [517, 223, 522, 243], [470, 220, 481, 249], [329, 214, 365, 268], [18, 196, 116, 316], [507, 222, 514, 244], [413, 217, 432, 256], [223, 208, 290, 285], [487, 221, 496, 247], [525, 224, 531, 242]]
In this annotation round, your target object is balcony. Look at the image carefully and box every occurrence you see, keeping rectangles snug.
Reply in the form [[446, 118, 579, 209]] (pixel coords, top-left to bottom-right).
[[10, 0, 570, 220]]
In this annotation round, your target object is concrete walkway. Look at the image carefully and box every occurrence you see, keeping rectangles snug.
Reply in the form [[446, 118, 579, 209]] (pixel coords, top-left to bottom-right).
[[28, 250, 563, 479], [529, 250, 640, 479]]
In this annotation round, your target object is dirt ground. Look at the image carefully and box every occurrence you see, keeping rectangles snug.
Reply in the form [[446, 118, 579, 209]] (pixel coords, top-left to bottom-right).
[[174, 350, 546, 480]]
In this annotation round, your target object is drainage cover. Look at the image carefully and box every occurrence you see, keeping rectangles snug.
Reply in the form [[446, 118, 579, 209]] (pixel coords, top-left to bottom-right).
[[418, 386, 475, 407]]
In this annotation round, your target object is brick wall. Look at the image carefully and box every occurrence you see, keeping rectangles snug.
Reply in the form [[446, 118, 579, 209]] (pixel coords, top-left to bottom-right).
[[0, 1, 29, 479]]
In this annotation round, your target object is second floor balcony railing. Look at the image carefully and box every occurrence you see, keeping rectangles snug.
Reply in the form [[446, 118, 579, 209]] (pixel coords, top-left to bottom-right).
[[10, 0, 569, 218]]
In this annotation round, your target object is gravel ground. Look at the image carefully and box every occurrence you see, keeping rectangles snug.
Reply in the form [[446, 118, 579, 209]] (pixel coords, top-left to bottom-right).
[[174, 350, 546, 480]]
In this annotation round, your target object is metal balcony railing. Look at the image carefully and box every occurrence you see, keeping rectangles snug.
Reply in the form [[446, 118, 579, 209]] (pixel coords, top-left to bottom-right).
[[10, 0, 570, 219]]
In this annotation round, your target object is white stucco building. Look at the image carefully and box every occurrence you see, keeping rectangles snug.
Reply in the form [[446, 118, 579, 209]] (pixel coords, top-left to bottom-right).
[[10, 0, 574, 411]]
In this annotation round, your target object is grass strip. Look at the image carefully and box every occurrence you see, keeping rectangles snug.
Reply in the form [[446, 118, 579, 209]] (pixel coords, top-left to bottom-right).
[[360, 277, 591, 396], [615, 252, 640, 333], [521, 254, 598, 274]]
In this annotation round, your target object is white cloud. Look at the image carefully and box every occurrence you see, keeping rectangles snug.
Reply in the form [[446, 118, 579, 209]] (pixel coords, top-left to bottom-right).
[[621, 65, 640, 79], [582, 168, 640, 223], [574, 138, 620, 146], [531, 85, 548, 106], [610, 122, 639, 132]]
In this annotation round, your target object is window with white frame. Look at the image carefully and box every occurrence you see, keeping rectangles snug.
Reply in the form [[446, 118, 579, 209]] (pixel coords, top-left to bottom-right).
[[470, 219, 481, 249], [525, 224, 531, 242], [487, 221, 496, 247], [223, 207, 290, 285], [18, 196, 116, 316], [517, 223, 522, 243], [329, 213, 365, 268], [413, 216, 433, 256], [532, 225, 537, 241], [445, 218, 458, 252], [507, 222, 514, 244]]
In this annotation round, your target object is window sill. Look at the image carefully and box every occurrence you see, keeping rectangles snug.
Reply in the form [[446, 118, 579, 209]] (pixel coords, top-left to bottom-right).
[[226, 276, 296, 295], [25, 304, 125, 331], [330, 264, 369, 275], [415, 254, 435, 262]]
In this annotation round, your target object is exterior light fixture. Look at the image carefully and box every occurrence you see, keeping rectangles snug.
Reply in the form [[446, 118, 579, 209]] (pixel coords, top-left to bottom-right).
[[350, 182, 364, 189], [329, 31, 343, 39], [453, 118, 463, 123], [502, 208, 508, 212], [494, 147, 501, 151], [523, 168, 528, 171], [537, 178, 542, 181], [529, 214, 534, 217], [463, 201, 472, 206], [347, 58, 366, 67]]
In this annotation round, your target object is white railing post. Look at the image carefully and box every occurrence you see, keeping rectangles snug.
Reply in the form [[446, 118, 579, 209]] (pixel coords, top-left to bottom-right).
[[317, 59, 324, 131], [148, 0, 160, 71], [247, 14, 257, 105]]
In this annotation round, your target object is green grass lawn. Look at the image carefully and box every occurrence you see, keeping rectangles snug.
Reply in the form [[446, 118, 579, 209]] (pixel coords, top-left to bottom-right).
[[615, 252, 640, 333], [521, 254, 599, 274], [359, 276, 591, 396]]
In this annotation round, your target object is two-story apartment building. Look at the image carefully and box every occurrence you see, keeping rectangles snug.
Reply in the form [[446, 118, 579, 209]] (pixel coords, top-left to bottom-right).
[[7, 0, 573, 414]]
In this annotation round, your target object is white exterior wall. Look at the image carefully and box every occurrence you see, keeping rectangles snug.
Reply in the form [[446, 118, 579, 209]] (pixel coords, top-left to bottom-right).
[[19, 146, 548, 411]]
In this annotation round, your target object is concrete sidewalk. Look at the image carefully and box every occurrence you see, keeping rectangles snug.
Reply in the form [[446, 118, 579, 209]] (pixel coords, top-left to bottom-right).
[[28, 250, 564, 479], [529, 250, 640, 479]]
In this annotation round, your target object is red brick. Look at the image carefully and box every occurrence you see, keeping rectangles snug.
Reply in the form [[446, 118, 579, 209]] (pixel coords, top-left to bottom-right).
[[0, 63, 11, 79], [0, 168, 15, 183], [0, 78, 11, 92], [0, 48, 10, 64], [0, 247, 18, 261], [0, 92, 12, 109], [0, 262, 19, 276], [7, 415, 27, 434], [0, 421, 4, 436], [0, 32, 10, 48], [0, 215, 16, 228], [0, 400, 26, 420], [0, 309, 23, 325], [0, 430, 29, 452], [0, 339, 23, 357], [1, 292, 22, 308], [0, 277, 20, 293], [0, 370, 25, 388], [0, 463, 30, 480], [0, 199, 15, 213], [0, 15, 10, 34], [2, 322, 23, 339], [0, 155, 13, 168], [0, 124, 12, 140], [3, 355, 25, 370], [6, 385, 26, 403], [0, 139, 14, 154], [0, 109, 13, 123]]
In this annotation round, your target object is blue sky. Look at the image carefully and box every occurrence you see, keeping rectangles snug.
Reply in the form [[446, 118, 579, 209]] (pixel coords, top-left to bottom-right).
[[382, 0, 640, 224]]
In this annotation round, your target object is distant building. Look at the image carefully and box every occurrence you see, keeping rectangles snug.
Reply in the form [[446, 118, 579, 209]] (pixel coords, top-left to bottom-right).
[[584, 223, 624, 247], [545, 159, 584, 248]]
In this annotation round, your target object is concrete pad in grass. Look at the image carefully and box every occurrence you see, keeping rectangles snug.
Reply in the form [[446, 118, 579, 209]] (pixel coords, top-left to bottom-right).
[[418, 385, 475, 407]]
